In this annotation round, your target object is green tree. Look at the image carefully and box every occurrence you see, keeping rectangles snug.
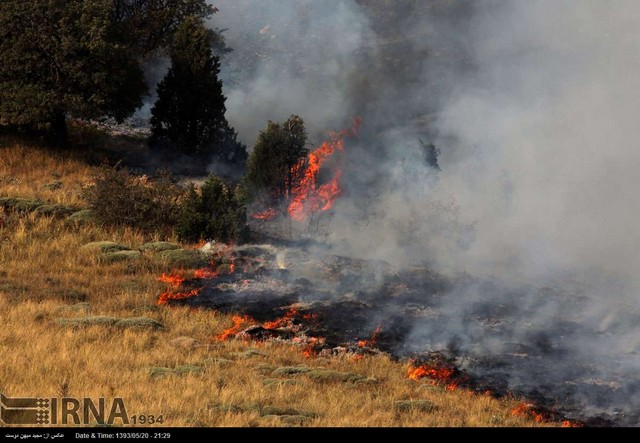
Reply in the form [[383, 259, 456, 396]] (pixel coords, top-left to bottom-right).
[[177, 175, 247, 243], [0, 0, 147, 145], [111, 0, 219, 58], [150, 17, 246, 165], [242, 115, 308, 209]]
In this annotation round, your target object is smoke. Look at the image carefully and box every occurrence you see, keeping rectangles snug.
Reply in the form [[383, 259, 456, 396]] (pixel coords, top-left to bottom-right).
[[434, 1, 640, 294], [211, 0, 372, 144], [209, 0, 640, 422]]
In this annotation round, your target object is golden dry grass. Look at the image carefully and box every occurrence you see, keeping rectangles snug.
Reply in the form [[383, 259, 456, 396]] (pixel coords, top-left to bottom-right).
[[0, 140, 557, 427]]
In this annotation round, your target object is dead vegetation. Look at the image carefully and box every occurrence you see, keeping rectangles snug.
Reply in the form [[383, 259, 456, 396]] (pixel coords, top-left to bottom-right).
[[0, 139, 557, 427]]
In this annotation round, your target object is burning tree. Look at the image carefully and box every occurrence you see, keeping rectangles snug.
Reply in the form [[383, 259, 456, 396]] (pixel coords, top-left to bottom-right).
[[243, 117, 361, 224], [242, 115, 308, 215]]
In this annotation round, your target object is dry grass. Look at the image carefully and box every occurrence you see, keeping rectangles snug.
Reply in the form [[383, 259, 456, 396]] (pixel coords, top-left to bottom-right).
[[0, 141, 557, 427]]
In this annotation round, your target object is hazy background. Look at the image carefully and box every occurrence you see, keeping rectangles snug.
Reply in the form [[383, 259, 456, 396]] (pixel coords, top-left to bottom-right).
[[204, 1, 640, 420], [211, 1, 640, 300]]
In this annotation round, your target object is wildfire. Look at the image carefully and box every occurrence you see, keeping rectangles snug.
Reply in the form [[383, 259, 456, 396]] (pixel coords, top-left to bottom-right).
[[357, 325, 382, 348], [287, 118, 361, 222], [407, 361, 460, 391], [302, 336, 324, 358], [510, 403, 547, 423], [157, 287, 202, 305], [263, 308, 299, 329], [216, 315, 255, 341], [194, 268, 219, 279], [158, 272, 186, 288]]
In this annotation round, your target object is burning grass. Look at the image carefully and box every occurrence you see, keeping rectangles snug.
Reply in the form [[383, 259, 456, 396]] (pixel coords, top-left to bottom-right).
[[0, 140, 562, 427]]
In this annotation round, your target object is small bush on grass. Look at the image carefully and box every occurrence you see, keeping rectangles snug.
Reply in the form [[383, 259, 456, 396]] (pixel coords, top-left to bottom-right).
[[83, 166, 185, 234], [176, 175, 247, 243]]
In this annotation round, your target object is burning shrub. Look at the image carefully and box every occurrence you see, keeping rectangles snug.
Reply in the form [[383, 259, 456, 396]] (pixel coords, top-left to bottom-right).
[[84, 166, 185, 234], [176, 175, 247, 243]]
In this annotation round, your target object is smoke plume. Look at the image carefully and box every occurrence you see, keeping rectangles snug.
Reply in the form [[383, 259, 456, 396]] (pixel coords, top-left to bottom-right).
[[209, 0, 640, 423]]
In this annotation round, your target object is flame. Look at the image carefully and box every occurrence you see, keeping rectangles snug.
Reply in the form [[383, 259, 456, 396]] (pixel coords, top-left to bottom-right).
[[263, 308, 299, 329], [158, 272, 186, 288], [157, 271, 202, 305], [407, 361, 459, 390], [287, 118, 361, 221], [194, 268, 219, 279], [357, 325, 382, 348], [510, 403, 547, 423], [157, 287, 202, 305], [228, 262, 236, 274], [302, 337, 323, 358], [216, 315, 255, 341]]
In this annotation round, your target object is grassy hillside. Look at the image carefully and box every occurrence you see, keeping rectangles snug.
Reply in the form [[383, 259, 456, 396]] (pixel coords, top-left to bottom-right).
[[0, 139, 558, 427]]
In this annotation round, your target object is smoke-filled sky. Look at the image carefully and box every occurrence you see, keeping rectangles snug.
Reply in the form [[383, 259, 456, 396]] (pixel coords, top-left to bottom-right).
[[205, 1, 640, 420], [211, 0, 640, 300]]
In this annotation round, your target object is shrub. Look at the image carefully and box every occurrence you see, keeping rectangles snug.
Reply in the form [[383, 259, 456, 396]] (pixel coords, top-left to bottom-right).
[[84, 166, 185, 234], [176, 175, 247, 243]]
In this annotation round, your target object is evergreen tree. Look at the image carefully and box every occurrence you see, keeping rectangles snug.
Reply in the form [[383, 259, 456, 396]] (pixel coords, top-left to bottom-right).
[[0, 0, 146, 145], [150, 17, 246, 165], [111, 0, 218, 58]]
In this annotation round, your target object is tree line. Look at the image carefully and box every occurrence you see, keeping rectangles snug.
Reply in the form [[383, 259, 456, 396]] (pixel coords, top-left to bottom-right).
[[0, 1, 314, 243]]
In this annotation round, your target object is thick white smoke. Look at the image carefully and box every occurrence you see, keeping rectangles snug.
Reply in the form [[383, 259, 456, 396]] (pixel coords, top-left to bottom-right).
[[434, 1, 640, 300], [207, 1, 640, 421], [212, 0, 372, 145], [212, 0, 640, 297]]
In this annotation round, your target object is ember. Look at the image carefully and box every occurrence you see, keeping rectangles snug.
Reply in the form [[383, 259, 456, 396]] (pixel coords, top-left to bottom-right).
[[194, 268, 219, 279]]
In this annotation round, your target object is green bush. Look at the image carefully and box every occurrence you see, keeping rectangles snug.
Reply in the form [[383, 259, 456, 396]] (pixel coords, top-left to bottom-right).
[[176, 175, 247, 243], [83, 167, 185, 234]]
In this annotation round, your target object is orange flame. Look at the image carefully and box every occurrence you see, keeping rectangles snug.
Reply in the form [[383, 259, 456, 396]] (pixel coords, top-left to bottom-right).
[[287, 118, 361, 221], [194, 268, 219, 279], [357, 325, 382, 348], [157, 287, 202, 305], [216, 315, 255, 341], [157, 271, 203, 305], [302, 337, 323, 358], [510, 403, 546, 423], [158, 272, 186, 288], [407, 362, 459, 390]]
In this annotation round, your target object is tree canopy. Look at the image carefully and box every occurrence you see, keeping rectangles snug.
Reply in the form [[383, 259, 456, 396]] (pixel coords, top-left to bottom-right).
[[0, 0, 217, 145], [150, 17, 247, 165], [110, 0, 218, 58], [0, 0, 146, 142]]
